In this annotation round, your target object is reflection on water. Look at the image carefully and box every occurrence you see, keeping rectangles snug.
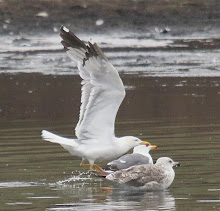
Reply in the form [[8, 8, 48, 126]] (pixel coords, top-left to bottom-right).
[[48, 186, 176, 210], [110, 190, 176, 211]]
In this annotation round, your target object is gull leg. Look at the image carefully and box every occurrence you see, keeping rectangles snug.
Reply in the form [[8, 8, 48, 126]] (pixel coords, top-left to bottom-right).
[[80, 160, 93, 171], [80, 160, 104, 172], [80, 160, 90, 167], [89, 165, 95, 171], [93, 164, 105, 172]]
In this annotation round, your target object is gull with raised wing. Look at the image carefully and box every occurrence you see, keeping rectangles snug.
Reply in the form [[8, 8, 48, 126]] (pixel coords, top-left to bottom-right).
[[41, 26, 150, 172]]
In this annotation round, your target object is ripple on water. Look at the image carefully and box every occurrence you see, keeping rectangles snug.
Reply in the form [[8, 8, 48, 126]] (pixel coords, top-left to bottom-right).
[[6, 202, 33, 205], [27, 196, 60, 199], [0, 181, 45, 188], [208, 189, 220, 191], [197, 200, 220, 203]]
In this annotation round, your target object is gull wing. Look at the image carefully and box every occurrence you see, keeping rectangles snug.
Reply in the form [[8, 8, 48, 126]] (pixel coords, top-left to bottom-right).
[[107, 164, 166, 184], [108, 153, 150, 170], [60, 26, 125, 140]]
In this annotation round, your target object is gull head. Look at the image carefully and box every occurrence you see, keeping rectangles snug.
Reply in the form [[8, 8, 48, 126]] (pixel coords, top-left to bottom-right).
[[119, 136, 150, 149], [156, 157, 180, 169], [133, 144, 157, 154]]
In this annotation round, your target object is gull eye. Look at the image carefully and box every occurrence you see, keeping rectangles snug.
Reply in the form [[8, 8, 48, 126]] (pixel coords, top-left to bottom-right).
[[169, 160, 172, 163]]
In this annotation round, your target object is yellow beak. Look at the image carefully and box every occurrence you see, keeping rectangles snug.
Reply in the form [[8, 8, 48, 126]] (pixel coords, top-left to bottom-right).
[[140, 141, 151, 146], [150, 145, 157, 149]]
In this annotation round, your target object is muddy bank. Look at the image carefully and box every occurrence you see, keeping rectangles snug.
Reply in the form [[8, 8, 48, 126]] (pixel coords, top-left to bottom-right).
[[1, 0, 220, 34]]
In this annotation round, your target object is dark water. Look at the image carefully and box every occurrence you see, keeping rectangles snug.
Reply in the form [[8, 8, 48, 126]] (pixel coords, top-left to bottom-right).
[[1, 31, 220, 210]]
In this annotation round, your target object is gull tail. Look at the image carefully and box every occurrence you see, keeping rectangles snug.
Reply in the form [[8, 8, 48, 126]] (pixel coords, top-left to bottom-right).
[[41, 130, 77, 147]]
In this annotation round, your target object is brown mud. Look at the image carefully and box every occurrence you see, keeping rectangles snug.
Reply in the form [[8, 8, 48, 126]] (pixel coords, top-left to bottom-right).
[[1, 0, 220, 34]]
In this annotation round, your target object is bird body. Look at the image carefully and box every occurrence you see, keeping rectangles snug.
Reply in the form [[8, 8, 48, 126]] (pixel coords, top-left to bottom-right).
[[42, 130, 148, 167], [107, 144, 157, 170], [106, 157, 180, 190]]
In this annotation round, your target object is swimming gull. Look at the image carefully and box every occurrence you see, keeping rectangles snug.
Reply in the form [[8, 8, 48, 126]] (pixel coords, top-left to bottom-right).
[[106, 157, 180, 190], [41, 26, 150, 172], [107, 144, 157, 171]]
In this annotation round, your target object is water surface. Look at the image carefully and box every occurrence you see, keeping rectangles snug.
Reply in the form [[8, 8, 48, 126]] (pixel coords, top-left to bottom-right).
[[0, 30, 220, 210], [1, 116, 220, 210]]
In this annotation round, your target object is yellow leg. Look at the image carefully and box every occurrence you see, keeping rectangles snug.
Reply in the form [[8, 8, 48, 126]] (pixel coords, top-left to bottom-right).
[[80, 160, 90, 167], [81, 160, 95, 171], [93, 164, 105, 172], [89, 165, 95, 171], [80, 160, 105, 172]]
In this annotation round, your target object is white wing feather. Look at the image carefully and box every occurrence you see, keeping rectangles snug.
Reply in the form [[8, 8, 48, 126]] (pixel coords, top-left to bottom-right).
[[60, 27, 125, 140]]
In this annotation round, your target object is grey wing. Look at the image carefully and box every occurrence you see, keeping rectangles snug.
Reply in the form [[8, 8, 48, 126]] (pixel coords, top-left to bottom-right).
[[106, 164, 166, 185], [60, 27, 125, 140], [108, 153, 150, 170]]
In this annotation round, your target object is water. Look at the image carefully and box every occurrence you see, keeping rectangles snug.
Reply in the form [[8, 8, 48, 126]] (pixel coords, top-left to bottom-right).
[[1, 117, 220, 210], [1, 30, 220, 210]]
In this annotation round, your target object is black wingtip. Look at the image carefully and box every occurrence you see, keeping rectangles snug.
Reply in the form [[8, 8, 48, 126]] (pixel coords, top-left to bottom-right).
[[60, 25, 87, 50], [60, 25, 70, 38], [59, 25, 108, 66]]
